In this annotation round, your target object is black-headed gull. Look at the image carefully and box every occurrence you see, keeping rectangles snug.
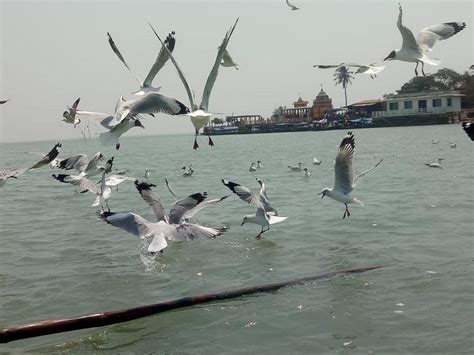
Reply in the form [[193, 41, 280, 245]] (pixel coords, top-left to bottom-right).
[[257, 160, 263, 168], [62, 98, 81, 127], [222, 179, 287, 239], [425, 157, 444, 168], [107, 30, 176, 96], [314, 63, 385, 79], [97, 181, 228, 253], [149, 19, 239, 149], [384, 4, 466, 76], [462, 122, 474, 141], [285, 0, 300, 11], [27, 143, 62, 171], [319, 132, 383, 219], [57, 152, 106, 178]]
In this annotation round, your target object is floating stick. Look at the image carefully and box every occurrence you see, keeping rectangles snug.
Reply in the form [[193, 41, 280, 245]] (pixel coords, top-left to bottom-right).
[[0, 265, 382, 344]]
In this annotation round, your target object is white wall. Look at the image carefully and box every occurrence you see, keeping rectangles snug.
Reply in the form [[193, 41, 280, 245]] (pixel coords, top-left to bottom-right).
[[372, 96, 462, 118]]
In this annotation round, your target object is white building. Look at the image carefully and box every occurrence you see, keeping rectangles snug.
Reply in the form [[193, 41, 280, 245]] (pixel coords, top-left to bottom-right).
[[373, 91, 463, 118]]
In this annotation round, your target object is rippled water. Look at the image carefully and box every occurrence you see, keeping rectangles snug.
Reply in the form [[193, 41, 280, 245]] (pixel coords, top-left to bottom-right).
[[1, 125, 473, 353]]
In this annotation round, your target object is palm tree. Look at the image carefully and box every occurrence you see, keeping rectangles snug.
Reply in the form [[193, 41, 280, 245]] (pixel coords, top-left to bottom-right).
[[333, 66, 354, 107]]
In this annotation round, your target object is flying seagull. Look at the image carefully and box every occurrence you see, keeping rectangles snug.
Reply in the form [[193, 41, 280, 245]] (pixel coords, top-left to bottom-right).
[[107, 30, 176, 96], [384, 4, 466, 76], [319, 132, 383, 219], [62, 98, 81, 128], [149, 18, 239, 149], [56, 152, 105, 177], [0, 168, 26, 187], [221, 49, 239, 70], [27, 143, 62, 171], [0, 99, 10, 105], [314, 63, 386, 79], [285, 0, 300, 11], [222, 178, 287, 239]]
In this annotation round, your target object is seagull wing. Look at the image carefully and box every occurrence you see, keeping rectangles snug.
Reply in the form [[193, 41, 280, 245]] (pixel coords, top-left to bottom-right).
[[126, 92, 189, 117], [105, 175, 135, 187], [52, 174, 100, 194], [313, 64, 343, 69], [143, 31, 176, 88], [334, 132, 355, 194], [417, 22, 466, 53], [397, 4, 420, 52], [462, 122, 474, 141], [28, 143, 61, 170], [200, 18, 239, 111], [147, 232, 168, 252], [221, 179, 263, 208], [107, 32, 142, 86], [353, 158, 383, 187], [58, 154, 89, 172], [75, 110, 114, 129], [148, 22, 197, 110], [168, 192, 208, 224], [171, 223, 226, 241], [164, 177, 178, 201], [0, 167, 26, 179], [135, 180, 168, 223], [98, 211, 156, 239], [183, 195, 229, 221]]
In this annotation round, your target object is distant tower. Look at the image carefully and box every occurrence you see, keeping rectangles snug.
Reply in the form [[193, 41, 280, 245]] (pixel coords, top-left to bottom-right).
[[312, 84, 333, 119]]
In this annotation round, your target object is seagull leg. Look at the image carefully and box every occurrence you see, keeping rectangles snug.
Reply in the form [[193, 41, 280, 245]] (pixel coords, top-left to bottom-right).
[[115, 143, 121, 150], [193, 136, 199, 150], [414, 62, 419, 76], [256, 227, 264, 239], [343, 203, 351, 219], [421, 61, 426, 76], [208, 135, 214, 147]]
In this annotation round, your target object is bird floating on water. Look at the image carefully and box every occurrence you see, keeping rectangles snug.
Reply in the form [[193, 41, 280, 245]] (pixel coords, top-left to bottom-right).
[[319, 132, 383, 219], [313, 157, 322, 165], [425, 157, 444, 168], [384, 4, 466, 76], [249, 163, 257, 172], [288, 162, 303, 171]]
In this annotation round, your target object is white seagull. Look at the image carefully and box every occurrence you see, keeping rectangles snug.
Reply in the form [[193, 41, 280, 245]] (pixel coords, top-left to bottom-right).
[[149, 19, 239, 149], [425, 157, 444, 168], [57, 152, 106, 178], [98, 181, 228, 253], [249, 162, 257, 172], [303, 167, 312, 177], [384, 4, 466, 76], [313, 156, 322, 165], [319, 132, 383, 219], [0, 168, 26, 187], [285, 0, 300, 11], [257, 160, 263, 168], [288, 162, 303, 171], [222, 179, 287, 239], [314, 63, 385, 79], [62, 98, 81, 128], [221, 49, 239, 70], [107, 30, 176, 96], [27, 143, 62, 171]]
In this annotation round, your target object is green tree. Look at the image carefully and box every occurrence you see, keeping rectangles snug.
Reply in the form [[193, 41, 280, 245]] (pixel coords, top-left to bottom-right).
[[333, 66, 354, 107], [212, 117, 224, 126], [272, 106, 286, 118]]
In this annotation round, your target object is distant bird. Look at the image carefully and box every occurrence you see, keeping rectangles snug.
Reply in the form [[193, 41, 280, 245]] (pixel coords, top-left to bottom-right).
[[314, 63, 385, 79], [320, 132, 383, 219], [285, 0, 300, 11], [0, 99, 9, 105], [257, 160, 263, 168], [220, 49, 239, 70], [182, 165, 194, 177], [432, 139, 439, 144], [62, 98, 81, 128], [0, 168, 25, 187], [222, 179, 287, 239], [425, 157, 444, 168], [288, 162, 303, 171], [97, 181, 228, 253], [303, 167, 312, 177], [27, 143, 62, 171], [384, 4, 466, 76], [107, 30, 176, 96], [249, 162, 257, 172], [144, 168, 151, 180], [313, 156, 322, 165], [449, 142, 457, 148], [149, 19, 239, 150], [462, 122, 474, 141]]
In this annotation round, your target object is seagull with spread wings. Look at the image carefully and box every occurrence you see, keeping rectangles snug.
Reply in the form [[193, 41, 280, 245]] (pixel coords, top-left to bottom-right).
[[107, 30, 176, 96], [314, 63, 385, 79], [319, 132, 383, 219], [62, 98, 81, 128], [149, 18, 239, 149], [384, 4, 466, 76]]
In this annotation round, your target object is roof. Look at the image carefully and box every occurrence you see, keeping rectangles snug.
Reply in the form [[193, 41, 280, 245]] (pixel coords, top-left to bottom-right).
[[350, 99, 381, 107]]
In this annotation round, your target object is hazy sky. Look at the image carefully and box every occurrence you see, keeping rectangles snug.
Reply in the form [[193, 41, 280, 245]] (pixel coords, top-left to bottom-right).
[[1, 0, 472, 143]]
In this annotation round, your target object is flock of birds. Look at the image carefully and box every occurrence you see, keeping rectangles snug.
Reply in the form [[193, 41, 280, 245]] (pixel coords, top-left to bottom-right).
[[0, 3, 473, 256]]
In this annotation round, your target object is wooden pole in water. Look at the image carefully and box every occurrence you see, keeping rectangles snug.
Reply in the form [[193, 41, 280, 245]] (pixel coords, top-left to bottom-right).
[[0, 265, 382, 344]]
